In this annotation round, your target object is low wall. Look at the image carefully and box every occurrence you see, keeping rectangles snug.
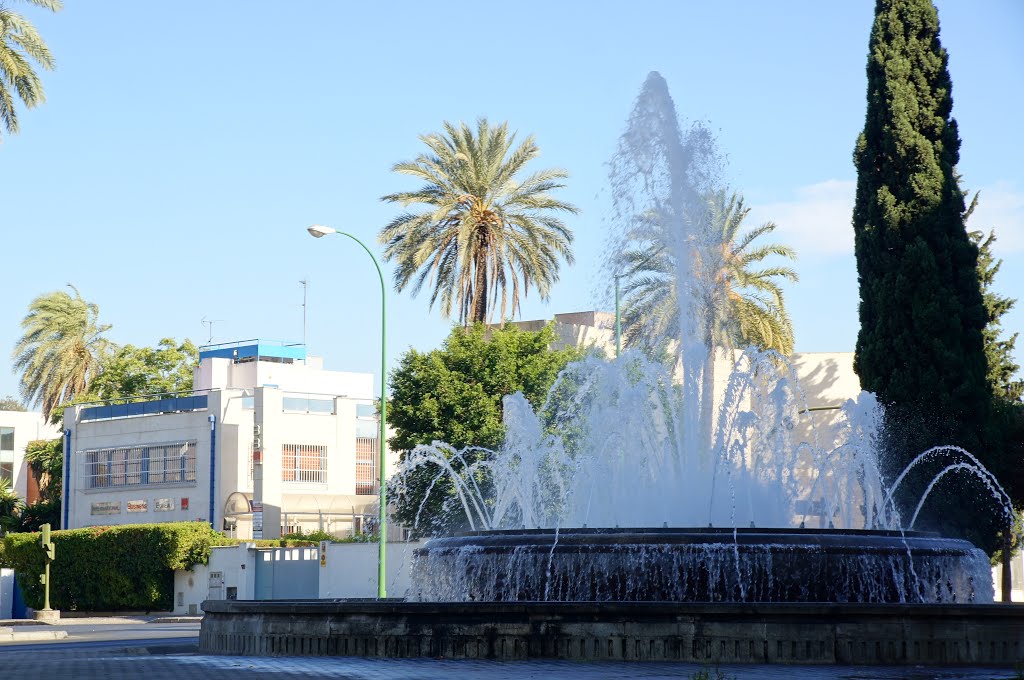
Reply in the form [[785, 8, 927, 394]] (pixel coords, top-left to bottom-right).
[[200, 600, 1024, 665], [319, 541, 425, 598]]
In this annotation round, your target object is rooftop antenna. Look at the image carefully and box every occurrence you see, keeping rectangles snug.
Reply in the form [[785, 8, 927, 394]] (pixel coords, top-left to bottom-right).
[[201, 316, 224, 344], [300, 278, 309, 347]]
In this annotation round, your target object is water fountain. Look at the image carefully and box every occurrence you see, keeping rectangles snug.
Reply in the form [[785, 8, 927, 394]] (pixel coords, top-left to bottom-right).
[[200, 72, 1023, 666]]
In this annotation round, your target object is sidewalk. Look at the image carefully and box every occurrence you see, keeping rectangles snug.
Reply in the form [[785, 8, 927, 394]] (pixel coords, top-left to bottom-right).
[[0, 614, 200, 642]]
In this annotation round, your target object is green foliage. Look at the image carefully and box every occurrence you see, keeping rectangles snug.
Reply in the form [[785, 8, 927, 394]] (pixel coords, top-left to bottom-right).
[[379, 118, 578, 324], [24, 437, 62, 502], [12, 498, 59, 533], [852, 0, 996, 550], [0, 0, 62, 138], [0, 479, 24, 536], [280, 529, 374, 544], [90, 338, 199, 399], [0, 521, 227, 611], [970, 229, 1022, 403], [0, 395, 26, 411], [388, 323, 583, 534], [12, 285, 113, 423]]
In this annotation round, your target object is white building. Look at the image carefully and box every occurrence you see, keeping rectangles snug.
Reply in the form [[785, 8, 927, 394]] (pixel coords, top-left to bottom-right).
[[63, 340, 390, 538], [0, 410, 61, 504]]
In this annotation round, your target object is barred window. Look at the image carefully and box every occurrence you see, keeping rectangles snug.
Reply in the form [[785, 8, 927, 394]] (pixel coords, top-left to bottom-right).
[[355, 437, 376, 495], [82, 441, 196, 489], [282, 443, 327, 483]]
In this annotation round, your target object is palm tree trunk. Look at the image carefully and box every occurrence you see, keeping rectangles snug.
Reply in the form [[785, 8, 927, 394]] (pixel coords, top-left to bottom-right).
[[471, 247, 488, 324], [700, 318, 717, 459]]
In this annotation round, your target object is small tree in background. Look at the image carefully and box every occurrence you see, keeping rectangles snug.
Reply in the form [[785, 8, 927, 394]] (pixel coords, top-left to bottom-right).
[[852, 0, 997, 550], [89, 338, 198, 400], [0, 396, 26, 411], [387, 323, 582, 534]]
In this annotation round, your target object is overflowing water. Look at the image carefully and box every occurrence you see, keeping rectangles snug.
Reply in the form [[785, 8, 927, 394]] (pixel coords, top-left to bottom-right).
[[391, 72, 1009, 604]]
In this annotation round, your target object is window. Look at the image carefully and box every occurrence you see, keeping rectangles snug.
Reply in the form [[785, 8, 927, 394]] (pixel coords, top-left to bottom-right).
[[355, 437, 376, 495], [0, 427, 13, 485], [282, 396, 334, 414], [82, 441, 196, 489], [282, 443, 327, 483], [0, 427, 13, 453]]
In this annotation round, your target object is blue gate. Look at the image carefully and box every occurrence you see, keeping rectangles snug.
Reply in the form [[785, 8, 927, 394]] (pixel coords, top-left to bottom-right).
[[253, 547, 320, 600]]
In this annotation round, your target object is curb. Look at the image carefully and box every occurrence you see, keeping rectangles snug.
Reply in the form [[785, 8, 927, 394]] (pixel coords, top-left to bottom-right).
[[0, 629, 68, 642], [148, 616, 203, 624]]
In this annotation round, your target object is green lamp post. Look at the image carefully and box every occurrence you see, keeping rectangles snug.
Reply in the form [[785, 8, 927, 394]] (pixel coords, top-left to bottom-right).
[[308, 224, 388, 599]]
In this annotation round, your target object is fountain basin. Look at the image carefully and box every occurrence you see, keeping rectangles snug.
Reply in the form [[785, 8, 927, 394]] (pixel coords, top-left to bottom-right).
[[411, 527, 993, 603]]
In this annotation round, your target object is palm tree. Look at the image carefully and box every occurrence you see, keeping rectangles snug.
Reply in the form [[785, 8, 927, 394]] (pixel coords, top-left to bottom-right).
[[0, 0, 62, 139], [12, 285, 113, 422], [620, 190, 797, 355], [0, 478, 23, 535], [379, 119, 578, 324]]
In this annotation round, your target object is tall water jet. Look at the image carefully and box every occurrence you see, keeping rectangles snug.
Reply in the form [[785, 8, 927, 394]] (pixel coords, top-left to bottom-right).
[[387, 71, 1008, 606]]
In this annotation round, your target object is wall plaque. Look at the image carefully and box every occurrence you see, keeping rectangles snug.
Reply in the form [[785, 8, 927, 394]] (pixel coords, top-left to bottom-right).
[[91, 501, 121, 516]]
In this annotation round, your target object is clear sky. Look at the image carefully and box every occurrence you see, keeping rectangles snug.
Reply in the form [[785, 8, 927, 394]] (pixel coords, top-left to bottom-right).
[[1, 1, 1021, 403]]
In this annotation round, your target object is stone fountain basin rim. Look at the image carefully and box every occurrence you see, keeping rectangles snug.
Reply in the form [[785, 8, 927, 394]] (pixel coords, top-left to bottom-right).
[[450, 527, 942, 538], [417, 526, 981, 555]]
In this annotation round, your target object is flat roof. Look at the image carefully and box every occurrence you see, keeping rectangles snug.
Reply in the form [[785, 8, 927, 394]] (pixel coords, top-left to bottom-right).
[[198, 339, 306, 362]]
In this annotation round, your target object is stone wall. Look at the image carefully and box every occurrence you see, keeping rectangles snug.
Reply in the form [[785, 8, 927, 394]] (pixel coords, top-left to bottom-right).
[[200, 600, 1024, 665]]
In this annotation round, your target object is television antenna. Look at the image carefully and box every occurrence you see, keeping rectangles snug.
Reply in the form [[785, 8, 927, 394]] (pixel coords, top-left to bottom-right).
[[201, 316, 224, 344]]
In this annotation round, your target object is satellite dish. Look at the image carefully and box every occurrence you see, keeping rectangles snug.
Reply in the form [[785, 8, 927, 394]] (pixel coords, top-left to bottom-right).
[[223, 492, 253, 517]]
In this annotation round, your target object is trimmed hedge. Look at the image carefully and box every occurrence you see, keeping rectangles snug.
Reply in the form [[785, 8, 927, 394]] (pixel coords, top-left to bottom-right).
[[0, 521, 229, 611]]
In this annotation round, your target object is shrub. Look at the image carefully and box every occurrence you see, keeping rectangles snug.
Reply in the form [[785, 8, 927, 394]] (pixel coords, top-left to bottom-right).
[[0, 521, 228, 611]]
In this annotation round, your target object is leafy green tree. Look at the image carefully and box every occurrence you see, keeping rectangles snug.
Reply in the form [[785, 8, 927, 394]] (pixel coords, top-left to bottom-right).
[[379, 119, 578, 324], [89, 338, 199, 400], [852, 0, 995, 549], [387, 323, 582, 534], [0, 396, 26, 411], [12, 286, 113, 422], [969, 229, 1021, 402], [0, 0, 61, 138]]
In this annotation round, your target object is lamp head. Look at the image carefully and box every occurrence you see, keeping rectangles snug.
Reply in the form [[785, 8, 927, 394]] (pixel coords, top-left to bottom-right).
[[307, 225, 337, 238]]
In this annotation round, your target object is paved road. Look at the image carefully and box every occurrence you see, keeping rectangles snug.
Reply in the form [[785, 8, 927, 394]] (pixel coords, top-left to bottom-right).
[[0, 622, 1019, 679]]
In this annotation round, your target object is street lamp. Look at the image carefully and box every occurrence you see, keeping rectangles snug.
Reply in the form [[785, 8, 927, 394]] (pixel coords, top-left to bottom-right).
[[307, 224, 388, 599]]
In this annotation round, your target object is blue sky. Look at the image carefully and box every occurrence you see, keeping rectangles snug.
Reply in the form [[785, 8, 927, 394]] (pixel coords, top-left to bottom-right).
[[1, 1, 1021, 402]]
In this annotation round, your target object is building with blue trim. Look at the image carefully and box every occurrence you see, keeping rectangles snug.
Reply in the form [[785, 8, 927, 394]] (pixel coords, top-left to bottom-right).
[[63, 340, 389, 538]]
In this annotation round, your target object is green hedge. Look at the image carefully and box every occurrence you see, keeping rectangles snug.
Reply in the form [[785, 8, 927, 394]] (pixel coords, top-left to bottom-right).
[[0, 521, 229, 611]]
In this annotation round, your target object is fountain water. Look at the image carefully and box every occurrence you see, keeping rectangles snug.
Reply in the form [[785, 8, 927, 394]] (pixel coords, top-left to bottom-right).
[[395, 72, 1005, 605]]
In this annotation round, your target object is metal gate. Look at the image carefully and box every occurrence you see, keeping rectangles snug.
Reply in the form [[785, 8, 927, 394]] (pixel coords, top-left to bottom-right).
[[253, 546, 320, 600]]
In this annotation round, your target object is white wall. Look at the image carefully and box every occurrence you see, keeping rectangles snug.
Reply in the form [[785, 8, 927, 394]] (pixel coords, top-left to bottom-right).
[[172, 543, 257, 615], [318, 541, 426, 599]]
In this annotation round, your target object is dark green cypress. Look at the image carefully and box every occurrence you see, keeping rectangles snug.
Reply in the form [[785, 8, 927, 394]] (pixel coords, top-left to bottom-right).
[[853, 0, 997, 550]]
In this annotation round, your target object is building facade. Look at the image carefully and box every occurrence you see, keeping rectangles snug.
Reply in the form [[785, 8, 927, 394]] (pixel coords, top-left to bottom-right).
[[0, 410, 61, 504], [63, 340, 390, 538]]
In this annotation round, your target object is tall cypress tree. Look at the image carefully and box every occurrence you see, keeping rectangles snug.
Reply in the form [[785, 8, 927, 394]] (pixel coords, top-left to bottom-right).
[[853, 0, 996, 549]]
